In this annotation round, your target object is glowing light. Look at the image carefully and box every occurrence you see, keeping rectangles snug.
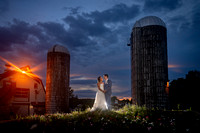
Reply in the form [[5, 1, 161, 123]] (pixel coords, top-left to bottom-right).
[[30, 62, 46, 73], [0, 56, 23, 72], [166, 81, 169, 88], [165, 81, 169, 94], [0, 56, 40, 78], [22, 71, 26, 73]]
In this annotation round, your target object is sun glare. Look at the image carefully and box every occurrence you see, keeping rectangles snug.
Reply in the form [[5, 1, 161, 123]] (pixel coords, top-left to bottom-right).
[[0, 56, 40, 78], [22, 71, 26, 73]]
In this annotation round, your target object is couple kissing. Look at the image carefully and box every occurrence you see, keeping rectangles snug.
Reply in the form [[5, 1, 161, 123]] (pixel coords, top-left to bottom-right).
[[91, 74, 112, 111]]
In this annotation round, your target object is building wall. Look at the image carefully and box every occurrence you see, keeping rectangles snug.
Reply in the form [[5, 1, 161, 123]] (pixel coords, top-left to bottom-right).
[[130, 25, 168, 108], [0, 72, 45, 119]]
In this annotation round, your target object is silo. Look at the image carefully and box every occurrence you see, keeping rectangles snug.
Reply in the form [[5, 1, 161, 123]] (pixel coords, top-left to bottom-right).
[[46, 44, 70, 113], [128, 16, 168, 109]]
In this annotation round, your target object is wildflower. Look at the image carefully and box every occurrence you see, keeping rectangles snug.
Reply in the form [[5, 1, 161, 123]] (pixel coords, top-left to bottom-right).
[[147, 126, 152, 131], [149, 122, 154, 126], [30, 124, 37, 130], [136, 115, 141, 119], [186, 128, 190, 132], [170, 122, 175, 126]]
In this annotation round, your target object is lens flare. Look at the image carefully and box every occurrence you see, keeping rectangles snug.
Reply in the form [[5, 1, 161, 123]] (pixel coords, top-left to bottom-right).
[[22, 71, 26, 73], [30, 62, 46, 73], [0, 56, 40, 79]]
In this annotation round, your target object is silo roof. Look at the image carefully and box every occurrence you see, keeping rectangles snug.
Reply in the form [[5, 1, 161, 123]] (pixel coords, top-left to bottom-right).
[[133, 16, 166, 28], [48, 44, 70, 54]]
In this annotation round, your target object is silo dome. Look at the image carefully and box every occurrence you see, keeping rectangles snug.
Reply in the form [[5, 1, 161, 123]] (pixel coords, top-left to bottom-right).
[[48, 44, 70, 54], [133, 16, 166, 28]]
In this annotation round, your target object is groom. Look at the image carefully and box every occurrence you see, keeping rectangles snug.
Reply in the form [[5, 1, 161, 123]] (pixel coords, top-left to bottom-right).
[[103, 74, 112, 110]]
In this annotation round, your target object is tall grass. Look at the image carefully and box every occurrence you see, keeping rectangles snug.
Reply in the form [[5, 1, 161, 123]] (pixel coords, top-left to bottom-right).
[[116, 104, 147, 117], [2, 105, 199, 132]]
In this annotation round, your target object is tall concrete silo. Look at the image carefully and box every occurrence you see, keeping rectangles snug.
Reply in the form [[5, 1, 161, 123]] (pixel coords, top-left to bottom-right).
[[128, 16, 168, 109], [46, 44, 70, 113]]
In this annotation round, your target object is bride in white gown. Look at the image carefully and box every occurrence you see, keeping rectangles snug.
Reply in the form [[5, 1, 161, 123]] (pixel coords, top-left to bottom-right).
[[91, 76, 108, 111]]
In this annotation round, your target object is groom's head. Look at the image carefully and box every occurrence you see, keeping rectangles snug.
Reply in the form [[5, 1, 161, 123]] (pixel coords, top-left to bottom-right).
[[103, 74, 108, 80]]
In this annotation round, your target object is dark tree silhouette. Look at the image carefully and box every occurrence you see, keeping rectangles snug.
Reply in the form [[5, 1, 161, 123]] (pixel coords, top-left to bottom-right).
[[69, 87, 79, 110], [169, 70, 200, 111]]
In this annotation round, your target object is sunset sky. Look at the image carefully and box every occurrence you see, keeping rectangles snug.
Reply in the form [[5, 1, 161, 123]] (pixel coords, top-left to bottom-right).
[[0, 0, 200, 99]]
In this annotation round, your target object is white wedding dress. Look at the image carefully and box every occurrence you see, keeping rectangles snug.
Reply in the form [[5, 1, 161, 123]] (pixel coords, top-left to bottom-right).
[[91, 83, 108, 111]]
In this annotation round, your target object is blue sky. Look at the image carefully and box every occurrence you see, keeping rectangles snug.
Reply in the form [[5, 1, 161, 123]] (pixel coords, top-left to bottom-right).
[[0, 0, 200, 98]]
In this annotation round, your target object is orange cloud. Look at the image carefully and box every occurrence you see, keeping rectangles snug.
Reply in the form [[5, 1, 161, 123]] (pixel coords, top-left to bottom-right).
[[168, 64, 181, 68], [70, 73, 81, 77], [119, 97, 132, 101]]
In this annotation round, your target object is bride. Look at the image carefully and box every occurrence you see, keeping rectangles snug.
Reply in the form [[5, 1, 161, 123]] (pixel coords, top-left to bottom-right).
[[91, 76, 108, 111]]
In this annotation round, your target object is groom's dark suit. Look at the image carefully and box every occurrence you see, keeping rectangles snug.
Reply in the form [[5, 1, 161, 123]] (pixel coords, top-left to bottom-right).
[[104, 79, 112, 110]]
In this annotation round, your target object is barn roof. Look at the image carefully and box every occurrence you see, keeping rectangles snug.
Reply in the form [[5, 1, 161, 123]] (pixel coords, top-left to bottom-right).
[[0, 70, 45, 93]]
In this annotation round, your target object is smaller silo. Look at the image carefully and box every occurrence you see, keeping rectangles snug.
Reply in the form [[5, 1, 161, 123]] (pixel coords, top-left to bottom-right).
[[46, 44, 70, 113]]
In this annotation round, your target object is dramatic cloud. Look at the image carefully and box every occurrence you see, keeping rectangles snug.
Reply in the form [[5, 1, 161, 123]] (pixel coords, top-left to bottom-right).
[[0, 0, 200, 98], [60, 3, 140, 66], [62, 7, 81, 15], [0, 19, 52, 52], [166, 1, 200, 80], [0, 3, 134, 98], [143, 0, 182, 12], [83, 3, 140, 23], [0, 19, 51, 79]]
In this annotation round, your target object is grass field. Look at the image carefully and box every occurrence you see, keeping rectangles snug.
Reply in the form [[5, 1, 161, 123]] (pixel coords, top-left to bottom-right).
[[0, 105, 200, 133]]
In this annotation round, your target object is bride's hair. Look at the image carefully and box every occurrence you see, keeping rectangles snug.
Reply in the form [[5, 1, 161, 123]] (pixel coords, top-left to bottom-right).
[[97, 76, 101, 83]]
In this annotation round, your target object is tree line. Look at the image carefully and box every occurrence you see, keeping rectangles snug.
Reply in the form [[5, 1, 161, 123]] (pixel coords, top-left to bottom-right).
[[169, 70, 200, 111]]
